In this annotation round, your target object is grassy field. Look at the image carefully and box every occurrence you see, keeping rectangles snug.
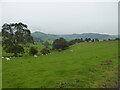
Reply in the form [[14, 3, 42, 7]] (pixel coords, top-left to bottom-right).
[[2, 41, 118, 88], [0, 37, 2, 89]]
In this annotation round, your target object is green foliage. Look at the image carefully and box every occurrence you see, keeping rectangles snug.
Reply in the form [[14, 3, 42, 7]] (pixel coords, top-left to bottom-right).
[[42, 41, 51, 48], [68, 38, 84, 45], [2, 22, 34, 56], [6, 44, 24, 55], [40, 47, 51, 55], [115, 38, 120, 40], [29, 47, 38, 55], [52, 37, 69, 50], [91, 39, 95, 42], [95, 38, 99, 42], [84, 38, 92, 42]]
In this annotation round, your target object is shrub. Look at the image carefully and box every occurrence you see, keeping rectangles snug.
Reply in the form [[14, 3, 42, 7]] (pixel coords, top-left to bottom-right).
[[6, 45, 24, 56], [95, 38, 99, 42], [29, 47, 38, 55], [68, 39, 83, 45], [40, 47, 51, 55], [91, 39, 95, 42], [115, 38, 120, 40], [52, 37, 69, 50]]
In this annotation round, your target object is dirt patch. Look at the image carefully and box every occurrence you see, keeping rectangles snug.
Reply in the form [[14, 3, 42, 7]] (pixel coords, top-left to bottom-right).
[[55, 79, 81, 88], [100, 60, 113, 66], [55, 82, 70, 88]]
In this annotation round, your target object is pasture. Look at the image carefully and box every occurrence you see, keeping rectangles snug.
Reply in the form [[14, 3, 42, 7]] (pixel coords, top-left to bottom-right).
[[2, 41, 118, 88], [0, 37, 2, 89]]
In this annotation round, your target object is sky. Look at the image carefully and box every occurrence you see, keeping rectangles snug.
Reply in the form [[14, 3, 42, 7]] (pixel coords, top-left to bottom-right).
[[0, 0, 119, 35]]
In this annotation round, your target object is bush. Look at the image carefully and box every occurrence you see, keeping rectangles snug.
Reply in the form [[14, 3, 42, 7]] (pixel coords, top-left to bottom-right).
[[95, 38, 99, 42], [68, 39, 83, 45], [68, 40, 76, 45], [40, 47, 51, 55], [29, 47, 38, 55], [91, 39, 95, 42], [52, 37, 69, 50], [6, 45, 24, 56], [115, 38, 120, 40]]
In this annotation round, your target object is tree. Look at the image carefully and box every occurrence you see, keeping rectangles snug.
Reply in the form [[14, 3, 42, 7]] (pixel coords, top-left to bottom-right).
[[95, 38, 99, 42], [74, 39, 81, 43], [80, 38, 84, 42], [2, 22, 34, 56], [88, 38, 91, 42], [85, 38, 89, 42], [6, 45, 24, 55], [68, 40, 76, 45], [40, 47, 51, 55], [52, 37, 69, 50], [68, 38, 82, 45], [115, 38, 120, 40], [91, 39, 94, 42], [29, 47, 38, 55]]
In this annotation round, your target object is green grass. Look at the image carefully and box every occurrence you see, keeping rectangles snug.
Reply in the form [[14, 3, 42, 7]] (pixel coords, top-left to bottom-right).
[[2, 41, 118, 88], [0, 45, 2, 89], [0, 37, 2, 89]]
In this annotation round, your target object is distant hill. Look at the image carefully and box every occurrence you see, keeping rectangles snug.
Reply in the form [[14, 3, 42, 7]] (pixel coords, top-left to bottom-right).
[[31, 32, 118, 41], [31, 32, 59, 41]]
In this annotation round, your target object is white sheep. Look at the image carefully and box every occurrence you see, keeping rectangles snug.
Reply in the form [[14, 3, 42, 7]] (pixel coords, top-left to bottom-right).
[[6, 57, 10, 61], [70, 50, 73, 52], [1, 57, 4, 59], [34, 55, 38, 57]]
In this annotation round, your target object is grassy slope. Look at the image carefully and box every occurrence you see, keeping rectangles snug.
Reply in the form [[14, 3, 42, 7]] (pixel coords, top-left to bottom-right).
[[2, 41, 118, 88], [0, 37, 2, 89]]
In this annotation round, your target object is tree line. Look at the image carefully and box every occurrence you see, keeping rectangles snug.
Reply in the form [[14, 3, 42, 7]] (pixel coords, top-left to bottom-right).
[[1, 22, 120, 57]]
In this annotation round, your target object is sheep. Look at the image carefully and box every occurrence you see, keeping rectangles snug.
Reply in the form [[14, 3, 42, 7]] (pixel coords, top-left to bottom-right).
[[1, 57, 4, 59], [34, 55, 38, 57], [6, 57, 10, 61], [70, 50, 73, 52]]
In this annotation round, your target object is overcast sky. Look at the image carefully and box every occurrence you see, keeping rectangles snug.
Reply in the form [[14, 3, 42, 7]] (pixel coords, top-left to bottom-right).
[[0, 0, 118, 35]]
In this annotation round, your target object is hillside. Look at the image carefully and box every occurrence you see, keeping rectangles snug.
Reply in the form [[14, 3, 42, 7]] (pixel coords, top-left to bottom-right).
[[31, 32, 117, 41], [2, 41, 118, 88], [31, 32, 59, 41]]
